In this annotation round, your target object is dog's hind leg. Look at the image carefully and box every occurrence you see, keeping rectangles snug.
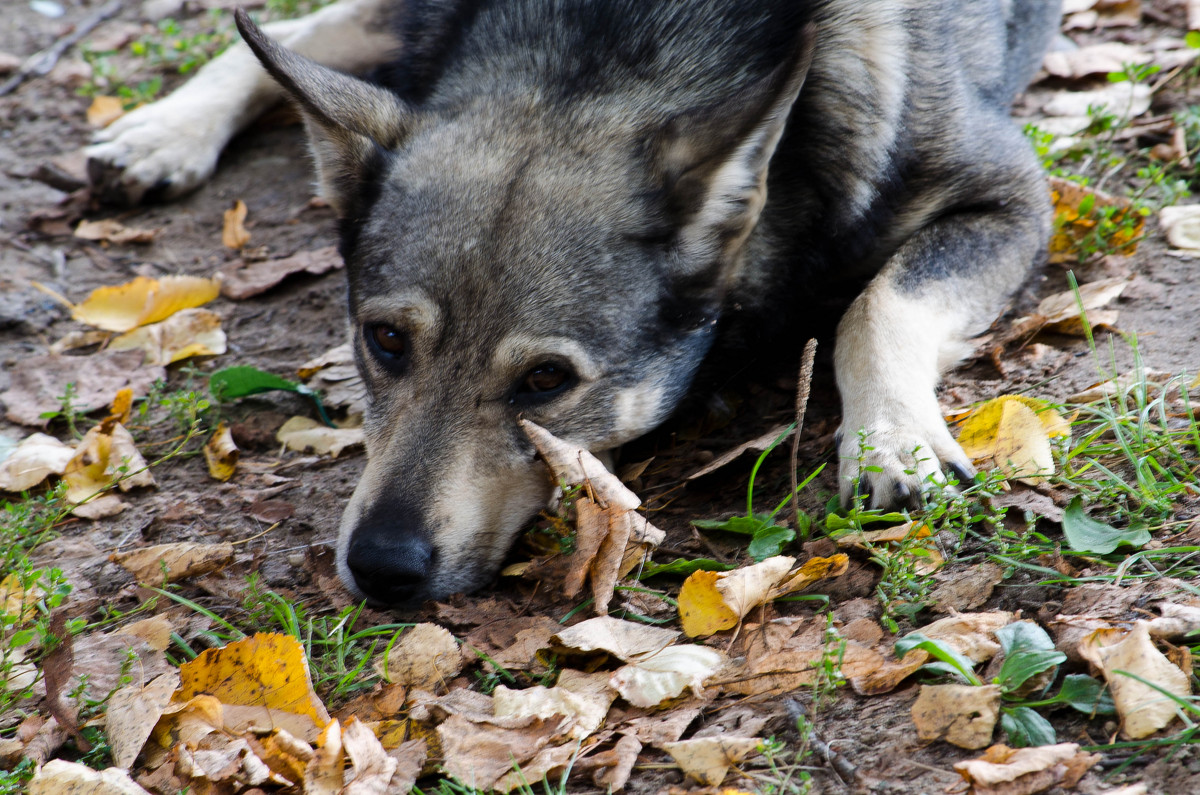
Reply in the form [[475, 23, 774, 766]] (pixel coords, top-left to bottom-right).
[[86, 0, 398, 204], [834, 157, 1050, 509]]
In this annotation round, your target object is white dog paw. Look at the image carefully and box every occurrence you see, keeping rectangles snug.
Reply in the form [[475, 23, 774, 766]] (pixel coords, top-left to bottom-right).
[[836, 420, 976, 510], [86, 97, 227, 204]]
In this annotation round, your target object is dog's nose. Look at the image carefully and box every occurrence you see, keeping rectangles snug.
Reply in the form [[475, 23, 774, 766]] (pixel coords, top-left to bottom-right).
[[345, 530, 435, 605]]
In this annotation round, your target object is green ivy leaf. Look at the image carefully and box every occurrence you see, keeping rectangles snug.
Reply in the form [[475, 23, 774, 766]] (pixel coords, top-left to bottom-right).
[[1057, 674, 1117, 715], [209, 366, 334, 427], [995, 621, 1056, 655], [747, 524, 795, 562], [1001, 706, 1056, 748], [1062, 497, 1150, 554], [895, 632, 982, 686], [997, 649, 1067, 694], [638, 558, 735, 579], [692, 514, 771, 535]]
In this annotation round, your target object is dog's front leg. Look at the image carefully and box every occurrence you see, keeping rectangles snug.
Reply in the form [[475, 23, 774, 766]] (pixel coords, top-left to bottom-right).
[[86, 0, 398, 204], [834, 195, 1049, 508]]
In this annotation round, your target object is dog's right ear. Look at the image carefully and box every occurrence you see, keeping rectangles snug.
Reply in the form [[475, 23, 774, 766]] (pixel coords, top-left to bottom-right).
[[235, 10, 409, 215]]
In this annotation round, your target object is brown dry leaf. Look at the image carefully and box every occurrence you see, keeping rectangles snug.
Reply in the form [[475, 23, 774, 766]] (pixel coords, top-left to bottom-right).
[[552, 616, 680, 662], [767, 553, 851, 599], [203, 422, 239, 482], [1159, 205, 1200, 252], [108, 308, 226, 365], [1147, 603, 1200, 639], [1046, 178, 1143, 266], [0, 432, 75, 492], [521, 419, 665, 614], [298, 343, 367, 414], [493, 674, 614, 739], [1042, 42, 1148, 79], [74, 218, 156, 245], [660, 736, 761, 787], [63, 421, 154, 504], [39, 274, 222, 333], [1, 350, 165, 428], [1080, 621, 1190, 738], [720, 640, 885, 697], [609, 645, 724, 707], [220, 246, 343, 299], [380, 623, 462, 691], [912, 683, 1002, 749], [123, 614, 174, 651], [111, 541, 234, 584], [687, 424, 792, 480], [834, 521, 943, 575], [276, 416, 364, 458], [342, 717, 399, 795], [437, 714, 561, 792], [106, 671, 179, 769], [492, 741, 580, 794], [1063, 0, 1140, 29], [305, 718, 345, 795], [1025, 276, 1129, 337], [954, 743, 1101, 795], [86, 95, 125, 127], [177, 633, 331, 728], [222, 199, 251, 249], [28, 759, 152, 794], [957, 396, 1070, 485]]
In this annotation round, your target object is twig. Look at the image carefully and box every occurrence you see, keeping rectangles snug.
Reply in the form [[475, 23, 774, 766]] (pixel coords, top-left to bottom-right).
[[790, 338, 818, 532], [0, 0, 123, 97]]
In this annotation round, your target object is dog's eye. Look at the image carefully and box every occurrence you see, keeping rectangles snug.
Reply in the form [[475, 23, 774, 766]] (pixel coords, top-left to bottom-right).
[[365, 324, 408, 363], [517, 364, 573, 397]]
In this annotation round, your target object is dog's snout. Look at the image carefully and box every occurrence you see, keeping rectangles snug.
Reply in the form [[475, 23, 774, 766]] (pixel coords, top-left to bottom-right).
[[345, 525, 435, 605]]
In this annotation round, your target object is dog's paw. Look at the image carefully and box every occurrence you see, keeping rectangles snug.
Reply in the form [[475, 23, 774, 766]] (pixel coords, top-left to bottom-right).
[[836, 418, 976, 510], [85, 96, 227, 205]]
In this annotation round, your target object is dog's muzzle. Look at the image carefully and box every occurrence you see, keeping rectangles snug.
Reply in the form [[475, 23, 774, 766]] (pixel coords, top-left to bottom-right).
[[344, 512, 436, 604]]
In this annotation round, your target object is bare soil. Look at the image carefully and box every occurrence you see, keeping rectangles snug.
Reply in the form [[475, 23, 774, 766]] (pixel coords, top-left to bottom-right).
[[2, 1, 1199, 793]]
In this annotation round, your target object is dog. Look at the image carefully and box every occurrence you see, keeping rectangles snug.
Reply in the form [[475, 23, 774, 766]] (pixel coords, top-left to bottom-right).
[[86, 0, 1060, 604]]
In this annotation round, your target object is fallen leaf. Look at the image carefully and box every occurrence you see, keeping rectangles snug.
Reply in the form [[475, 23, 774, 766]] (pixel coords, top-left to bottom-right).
[[86, 95, 125, 127], [220, 246, 343, 299], [108, 307, 226, 365], [718, 640, 885, 697], [111, 541, 234, 584], [1147, 603, 1200, 640], [552, 616, 680, 661], [305, 718, 344, 795], [1062, 496, 1150, 554], [71, 494, 126, 519], [203, 422, 239, 482], [833, 521, 943, 575], [379, 623, 462, 691], [437, 714, 560, 792], [1, 350, 165, 427], [1081, 621, 1190, 738], [342, 717, 399, 795], [1043, 42, 1149, 79], [1063, 0, 1141, 29], [108, 388, 133, 425], [491, 741, 580, 794], [660, 736, 761, 787], [223, 199, 251, 249], [63, 421, 154, 504], [687, 424, 792, 480], [28, 759, 152, 794], [40, 274, 222, 333], [74, 218, 156, 245], [912, 683, 1001, 749], [1045, 178, 1144, 266], [276, 416, 363, 458], [0, 432, 75, 492], [1159, 204, 1200, 252], [954, 743, 1101, 795], [609, 645, 724, 707], [957, 395, 1069, 484], [493, 676, 614, 739], [106, 671, 179, 769]]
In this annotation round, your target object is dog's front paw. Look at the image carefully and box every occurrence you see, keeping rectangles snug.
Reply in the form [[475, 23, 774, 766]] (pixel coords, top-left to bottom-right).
[[836, 418, 975, 510], [85, 96, 227, 205]]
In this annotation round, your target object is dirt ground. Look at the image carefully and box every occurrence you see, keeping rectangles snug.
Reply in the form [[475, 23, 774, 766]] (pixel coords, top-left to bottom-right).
[[2, 1, 1200, 794]]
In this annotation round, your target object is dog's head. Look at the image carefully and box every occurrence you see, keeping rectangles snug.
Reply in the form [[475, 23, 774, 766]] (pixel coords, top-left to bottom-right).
[[236, 11, 813, 603]]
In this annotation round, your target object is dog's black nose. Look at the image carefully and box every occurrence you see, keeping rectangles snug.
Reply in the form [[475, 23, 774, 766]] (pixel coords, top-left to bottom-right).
[[345, 530, 435, 605]]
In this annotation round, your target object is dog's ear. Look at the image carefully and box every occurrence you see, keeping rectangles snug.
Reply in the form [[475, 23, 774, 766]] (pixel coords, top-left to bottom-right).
[[653, 23, 815, 282], [235, 10, 409, 214]]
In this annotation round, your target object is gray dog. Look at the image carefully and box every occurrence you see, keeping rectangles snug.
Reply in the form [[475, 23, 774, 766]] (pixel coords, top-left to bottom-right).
[[87, 0, 1060, 603]]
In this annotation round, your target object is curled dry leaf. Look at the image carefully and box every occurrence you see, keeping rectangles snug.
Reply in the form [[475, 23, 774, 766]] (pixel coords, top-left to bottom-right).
[[74, 218, 157, 245], [678, 555, 848, 638], [833, 521, 943, 575], [956, 396, 1069, 485], [177, 633, 331, 729], [222, 199, 251, 249], [552, 615, 680, 661], [298, 343, 366, 414], [1080, 621, 1190, 739], [63, 421, 154, 504], [380, 623, 462, 691], [660, 736, 761, 787], [203, 422, 239, 482], [493, 675, 614, 739], [111, 541, 234, 584], [1159, 204, 1200, 252], [220, 246, 344, 299], [341, 717, 399, 795], [106, 671, 180, 769], [28, 759, 153, 795], [1042, 41, 1148, 79], [108, 308, 226, 365], [437, 713, 561, 792], [609, 644, 724, 707], [520, 419, 665, 614], [1147, 603, 1200, 639], [954, 743, 1101, 795], [911, 683, 1001, 749], [306, 718, 345, 795], [276, 416, 364, 458], [0, 432, 75, 492]]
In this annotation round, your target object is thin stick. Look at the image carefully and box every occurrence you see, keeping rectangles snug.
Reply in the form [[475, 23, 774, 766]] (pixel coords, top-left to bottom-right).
[[0, 0, 124, 97], [790, 338, 817, 532]]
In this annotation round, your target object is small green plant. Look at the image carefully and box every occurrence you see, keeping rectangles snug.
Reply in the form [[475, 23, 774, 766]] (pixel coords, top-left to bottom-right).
[[130, 14, 233, 75], [692, 424, 824, 561], [0, 758, 36, 794], [38, 382, 83, 439]]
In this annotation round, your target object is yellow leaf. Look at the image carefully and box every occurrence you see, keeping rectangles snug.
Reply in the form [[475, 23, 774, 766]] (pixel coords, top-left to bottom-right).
[[223, 199, 251, 249], [178, 633, 331, 729], [69, 275, 221, 332], [660, 737, 761, 787], [0, 573, 39, 623], [956, 395, 1068, 484], [110, 541, 234, 583], [767, 553, 850, 599], [679, 569, 741, 637], [109, 388, 133, 425], [86, 95, 125, 127], [277, 416, 364, 458], [305, 719, 344, 795], [1048, 177, 1143, 263], [62, 421, 153, 504], [204, 422, 239, 482], [108, 307, 226, 365]]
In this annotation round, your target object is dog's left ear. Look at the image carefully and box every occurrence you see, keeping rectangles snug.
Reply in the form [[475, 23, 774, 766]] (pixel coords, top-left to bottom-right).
[[653, 23, 815, 283], [235, 10, 409, 215]]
